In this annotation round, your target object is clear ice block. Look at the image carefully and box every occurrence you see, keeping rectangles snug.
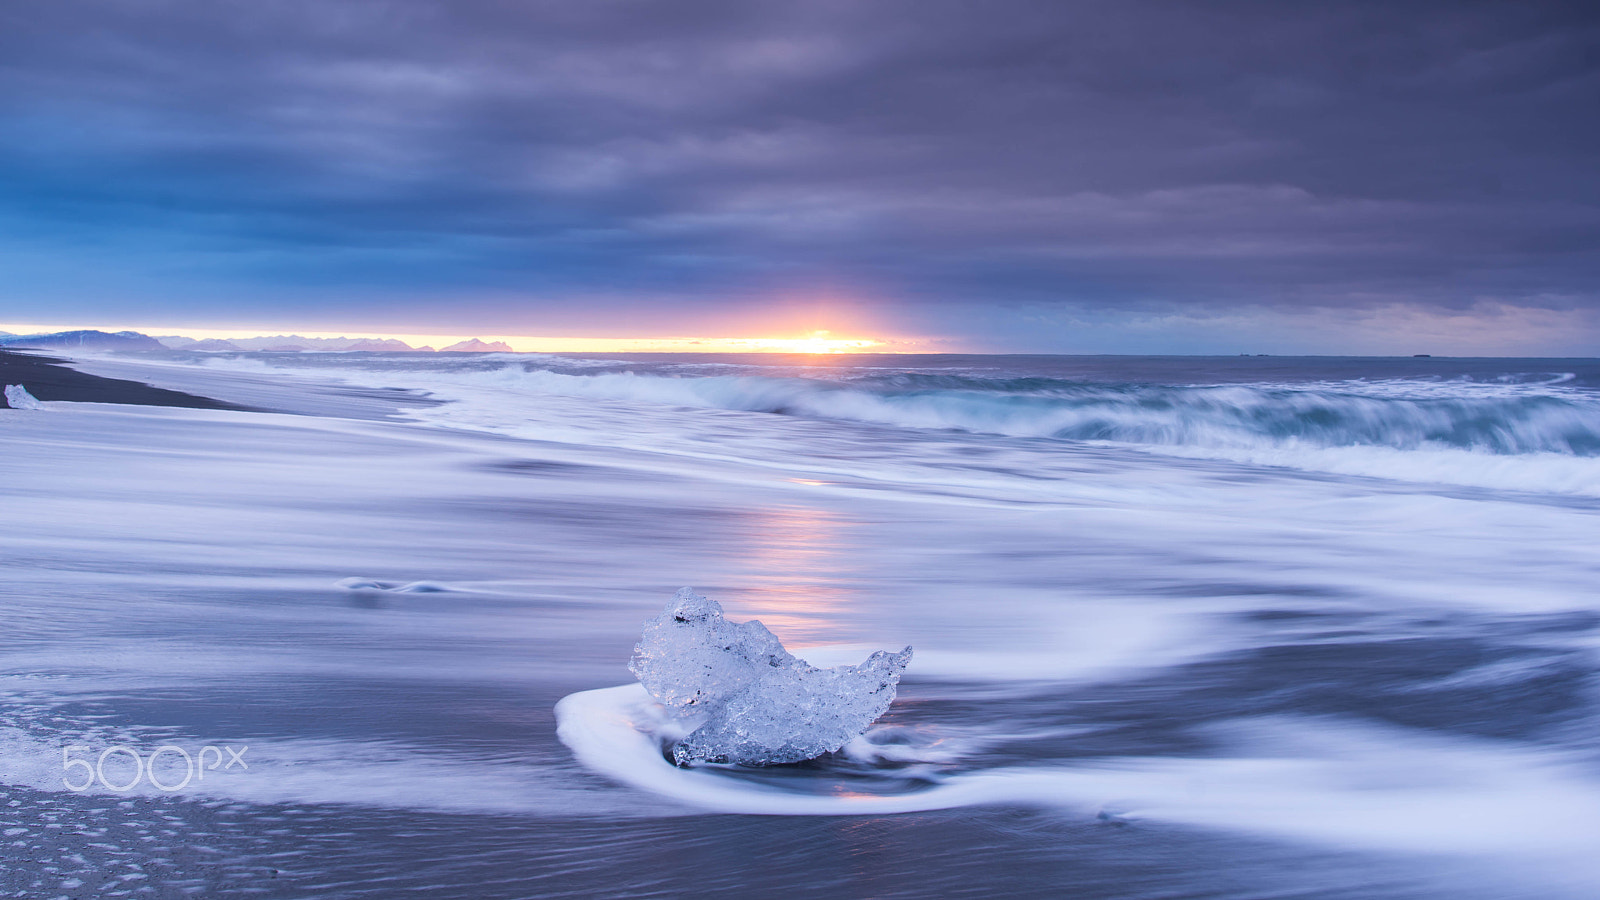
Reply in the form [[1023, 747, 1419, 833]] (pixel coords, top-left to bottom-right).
[[628, 588, 912, 766], [4, 385, 42, 410]]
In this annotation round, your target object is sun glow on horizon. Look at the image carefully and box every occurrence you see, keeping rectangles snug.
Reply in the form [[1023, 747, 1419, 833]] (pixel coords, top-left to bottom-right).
[[497, 332, 885, 353], [0, 322, 901, 354], [705, 331, 880, 354]]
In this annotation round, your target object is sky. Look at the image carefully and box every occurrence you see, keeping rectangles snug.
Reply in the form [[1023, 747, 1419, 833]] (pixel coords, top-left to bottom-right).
[[2, 0, 1598, 354]]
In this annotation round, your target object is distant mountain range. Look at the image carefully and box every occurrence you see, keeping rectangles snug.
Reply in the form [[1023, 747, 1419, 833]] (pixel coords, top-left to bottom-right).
[[0, 330, 166, 350], [157, 333, 425, 351], [438, 338, 514, 352], [1, 330, 520, 353]]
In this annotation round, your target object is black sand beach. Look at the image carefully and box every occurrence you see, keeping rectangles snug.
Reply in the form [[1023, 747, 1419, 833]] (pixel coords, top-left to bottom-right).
[[3, 352, 1598, 899], [0, 349, 247, 410]]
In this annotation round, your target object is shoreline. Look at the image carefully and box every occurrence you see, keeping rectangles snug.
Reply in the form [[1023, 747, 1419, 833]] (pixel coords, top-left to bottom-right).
[[0, 349, 250, 411]]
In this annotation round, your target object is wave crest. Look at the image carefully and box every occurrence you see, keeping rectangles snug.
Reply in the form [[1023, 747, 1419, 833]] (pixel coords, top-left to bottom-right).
[[500, 367, 1600, 458]]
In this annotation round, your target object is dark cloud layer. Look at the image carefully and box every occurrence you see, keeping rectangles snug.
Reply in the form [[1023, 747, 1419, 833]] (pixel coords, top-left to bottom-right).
[[2, 0, 1598, 347]]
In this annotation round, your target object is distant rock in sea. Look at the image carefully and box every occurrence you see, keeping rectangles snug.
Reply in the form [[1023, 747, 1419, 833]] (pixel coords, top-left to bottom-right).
[[440, 338, 514, 352], [0, 330, 165, 351]]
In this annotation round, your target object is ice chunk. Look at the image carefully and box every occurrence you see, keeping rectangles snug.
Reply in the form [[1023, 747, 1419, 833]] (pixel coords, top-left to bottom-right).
[[672, 646, 914, 767], [628, 587, 798, 714], [4, 385, 41, 410], [629, 588, 912, 766]]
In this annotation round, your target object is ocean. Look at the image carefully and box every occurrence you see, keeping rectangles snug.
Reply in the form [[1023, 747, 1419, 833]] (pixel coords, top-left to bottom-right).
[[2, 351, 1598, 898]]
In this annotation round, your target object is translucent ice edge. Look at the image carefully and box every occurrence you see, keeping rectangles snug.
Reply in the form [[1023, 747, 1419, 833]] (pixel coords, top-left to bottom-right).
[[5, 384, 43, 410], [555, 685, 1600, 866], [627, 588, 912, 766]]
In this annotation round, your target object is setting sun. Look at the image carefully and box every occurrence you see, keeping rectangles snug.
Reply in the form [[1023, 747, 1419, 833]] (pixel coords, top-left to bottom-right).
[[0, 322, 890, 354], [499, 332, 884, 353], [724, 332, 880, 354]]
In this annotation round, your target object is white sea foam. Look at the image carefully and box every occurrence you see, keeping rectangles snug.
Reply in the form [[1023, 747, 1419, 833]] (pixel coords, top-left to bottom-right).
[[7, 353, 1599, 895], [134, 353, 1600, 496], [556, 684, 1600, 868], [1130, 440, 1600, 495], [336, 577, 461, 593]]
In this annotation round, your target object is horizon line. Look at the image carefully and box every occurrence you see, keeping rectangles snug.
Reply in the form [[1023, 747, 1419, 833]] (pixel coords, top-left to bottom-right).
[[0, 321, 912, 355]]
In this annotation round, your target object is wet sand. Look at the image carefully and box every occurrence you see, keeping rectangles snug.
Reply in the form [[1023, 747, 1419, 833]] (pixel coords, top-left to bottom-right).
[[0, 350, 247, 410], [3, 354, 1597, 899]]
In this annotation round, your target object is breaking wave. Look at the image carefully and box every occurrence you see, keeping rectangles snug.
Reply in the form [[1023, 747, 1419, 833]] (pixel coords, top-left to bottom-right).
[[177, 352, 1600, 494], [470, 366, 1600, 457]]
